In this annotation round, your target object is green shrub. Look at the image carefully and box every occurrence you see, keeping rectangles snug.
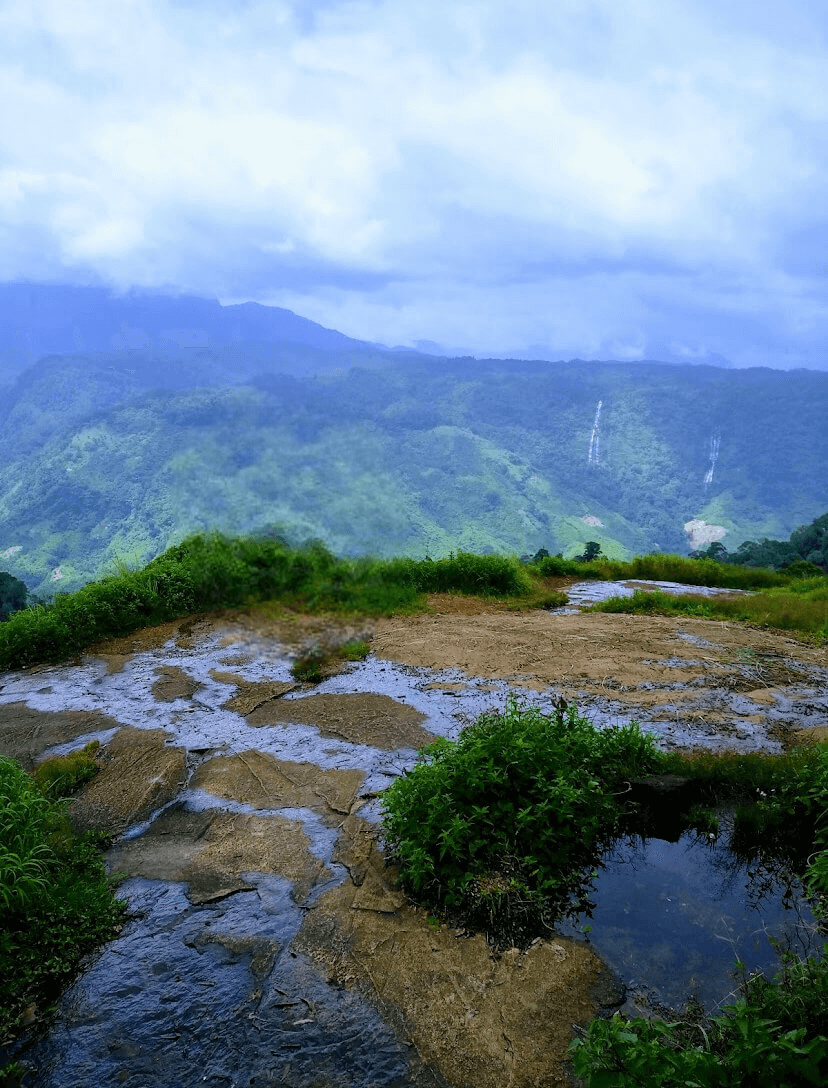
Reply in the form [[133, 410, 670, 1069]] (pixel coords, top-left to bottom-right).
[[568, 946, 828, 1087], [0, 757, 126, 1047], [380, 697, 663, 946], [385, 552, 531, 597]]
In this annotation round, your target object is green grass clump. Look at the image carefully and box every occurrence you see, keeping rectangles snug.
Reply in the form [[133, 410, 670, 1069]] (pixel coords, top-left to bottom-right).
[[289, 637, 371, 682], [380, 697, 663, 947], [0, 756, 126, 1050], [31, 741, 100, 799], [587, 585, 828, 637]]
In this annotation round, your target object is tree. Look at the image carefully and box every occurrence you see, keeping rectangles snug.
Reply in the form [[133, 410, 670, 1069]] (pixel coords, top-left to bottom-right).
[[576, 542, 602, 563], [0, 571, 28, 621]]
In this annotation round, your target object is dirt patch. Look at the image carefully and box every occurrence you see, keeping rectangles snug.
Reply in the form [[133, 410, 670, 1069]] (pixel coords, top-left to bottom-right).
[[190, 751, 365, 823], [371, 611, 824, 697], [0, 703, 125, 770], [108, 806, 332, 905], [71, 727, 187, 835], [245, 692, 437, 751], [296, 814, 611, 1088]]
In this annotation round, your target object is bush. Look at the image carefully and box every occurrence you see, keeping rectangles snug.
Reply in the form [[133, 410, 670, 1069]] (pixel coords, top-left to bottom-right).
[[0, 757, 126, 1048], [568, 946, 828, 1087], [380, 697, 663, 947]]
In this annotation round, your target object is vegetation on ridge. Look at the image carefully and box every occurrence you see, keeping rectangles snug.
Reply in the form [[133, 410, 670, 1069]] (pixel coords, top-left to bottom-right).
[[2, 353, 827, 598]]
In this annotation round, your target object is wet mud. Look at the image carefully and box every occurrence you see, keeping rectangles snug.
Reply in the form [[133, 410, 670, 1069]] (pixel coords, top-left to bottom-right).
[[0, 582, 825, 1086]]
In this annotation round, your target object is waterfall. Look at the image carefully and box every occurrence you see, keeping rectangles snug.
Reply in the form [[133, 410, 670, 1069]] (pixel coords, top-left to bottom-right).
[[587, 400, 603, 465], [703, 433, 721, 488]]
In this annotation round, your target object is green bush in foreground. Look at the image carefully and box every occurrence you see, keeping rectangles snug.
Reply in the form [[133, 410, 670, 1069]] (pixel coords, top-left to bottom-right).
[[380, 697, 663, 946], [0, 756, 126, 1049], [568, 946, 828, 1087]]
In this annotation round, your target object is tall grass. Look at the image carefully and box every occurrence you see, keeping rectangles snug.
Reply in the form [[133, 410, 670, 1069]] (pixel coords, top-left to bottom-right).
[[588, 583, 828, 637], [0, 756, 126, 1049], [534, 551, 788, 590], [0, 532, 535, 671]]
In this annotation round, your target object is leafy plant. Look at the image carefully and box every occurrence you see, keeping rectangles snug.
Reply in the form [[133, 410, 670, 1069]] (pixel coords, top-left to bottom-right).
[[380, 696, 664, 948], [568, 945, 828, 1087], [0, 757, 127, 1051]]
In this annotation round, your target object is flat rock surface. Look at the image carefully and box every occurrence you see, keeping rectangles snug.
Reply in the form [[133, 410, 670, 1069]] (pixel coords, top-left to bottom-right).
[[1, 587, 826, 1086]]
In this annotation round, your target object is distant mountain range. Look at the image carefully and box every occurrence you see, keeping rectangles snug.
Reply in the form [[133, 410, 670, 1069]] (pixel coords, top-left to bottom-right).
[[0, 282, 379, 386], [1, 284, 826, 600]]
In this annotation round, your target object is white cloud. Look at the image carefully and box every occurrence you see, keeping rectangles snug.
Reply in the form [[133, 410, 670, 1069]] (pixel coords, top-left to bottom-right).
[[0, 0, 825, 365]]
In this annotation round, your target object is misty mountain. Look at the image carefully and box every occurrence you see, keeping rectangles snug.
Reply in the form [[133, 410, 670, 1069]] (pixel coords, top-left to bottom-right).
[[0, 282, 378, 386], [1, 340, 826, 600]]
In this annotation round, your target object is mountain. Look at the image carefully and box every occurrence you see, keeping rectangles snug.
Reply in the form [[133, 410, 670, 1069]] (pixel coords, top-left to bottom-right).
[[0, 282, 377, 386], [1, 335, 826, 600]]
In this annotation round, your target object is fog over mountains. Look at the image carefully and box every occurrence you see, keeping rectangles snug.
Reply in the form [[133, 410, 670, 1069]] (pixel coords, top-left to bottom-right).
[[1, 284, 826, 600]]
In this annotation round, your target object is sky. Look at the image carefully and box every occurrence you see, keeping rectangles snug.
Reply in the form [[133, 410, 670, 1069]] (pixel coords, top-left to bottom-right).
[[1, 0, 827, 368]]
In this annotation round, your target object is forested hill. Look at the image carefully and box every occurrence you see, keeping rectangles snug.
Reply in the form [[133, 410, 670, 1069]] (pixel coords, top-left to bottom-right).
[[1, 348, 826, 599]]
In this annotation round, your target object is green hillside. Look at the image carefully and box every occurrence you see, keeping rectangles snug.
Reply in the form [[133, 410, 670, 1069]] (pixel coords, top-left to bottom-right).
[[1, 350, 826, 599]]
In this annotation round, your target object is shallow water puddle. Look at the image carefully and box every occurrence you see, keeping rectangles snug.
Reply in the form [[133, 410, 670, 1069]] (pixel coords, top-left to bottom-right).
[[557, 815, 821, 1019]]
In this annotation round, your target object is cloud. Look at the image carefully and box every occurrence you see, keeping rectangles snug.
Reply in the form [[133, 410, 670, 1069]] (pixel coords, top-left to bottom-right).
[[0, 0, 825, 366]]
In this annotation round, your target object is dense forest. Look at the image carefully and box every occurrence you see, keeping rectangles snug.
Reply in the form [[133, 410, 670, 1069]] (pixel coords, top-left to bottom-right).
[[0, 346, 827, 600]]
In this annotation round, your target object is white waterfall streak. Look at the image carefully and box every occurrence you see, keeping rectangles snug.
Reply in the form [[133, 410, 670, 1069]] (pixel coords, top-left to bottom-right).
[[704, 433, 721, 487], [587, 400, 603, 465]]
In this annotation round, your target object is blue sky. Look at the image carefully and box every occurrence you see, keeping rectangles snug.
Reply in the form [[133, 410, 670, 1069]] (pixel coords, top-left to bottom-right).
[[1, 0, 826, 367]]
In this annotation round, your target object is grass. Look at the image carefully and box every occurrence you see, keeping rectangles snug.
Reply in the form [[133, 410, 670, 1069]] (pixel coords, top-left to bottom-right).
[[31, 741, 100, 799], [0, 755, 126, 1056], [289, 638, 371, 682], [533, 551, 790, 590], [585, 581, 828, 638], [0, 532, 549, 672]]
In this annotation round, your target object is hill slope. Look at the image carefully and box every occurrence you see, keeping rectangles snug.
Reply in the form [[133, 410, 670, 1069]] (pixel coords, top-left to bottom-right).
[[1, 350, 826, 599]]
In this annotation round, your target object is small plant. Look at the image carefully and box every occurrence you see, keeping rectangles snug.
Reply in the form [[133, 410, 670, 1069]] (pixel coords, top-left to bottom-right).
[[290, 643, 330, 682], [338, 638, 371, 661], [290, 637, 371, 682], [31, 741, 100, 799], [684, 804, 720, 836]]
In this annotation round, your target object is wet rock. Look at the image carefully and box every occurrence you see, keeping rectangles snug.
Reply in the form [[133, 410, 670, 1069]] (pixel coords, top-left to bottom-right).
[[211, 673, 297, 713], [108, 806, 334, 905], [246, 691, 437, 750], [150, 664, 206, 702], [70, 727, 187, 835], [0, 702, 125, 770], [190, 750, 365, 822], [20, 877, 429, 1088]]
